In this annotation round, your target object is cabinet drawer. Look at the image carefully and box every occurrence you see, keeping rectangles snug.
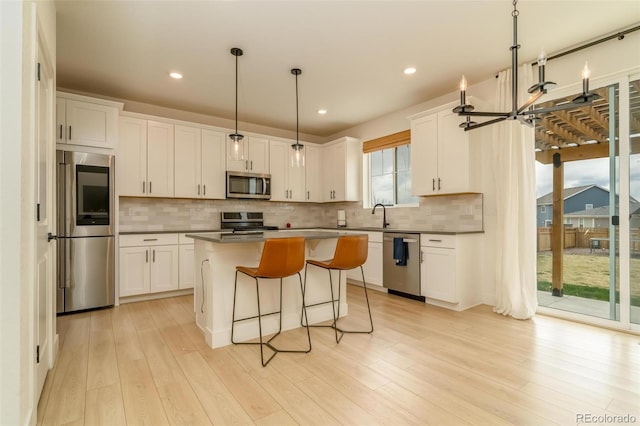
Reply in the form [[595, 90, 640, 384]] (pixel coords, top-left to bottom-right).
[[120, 233, 179, 247], [420, 234, 456, 249], [179, 233, 195, 245]]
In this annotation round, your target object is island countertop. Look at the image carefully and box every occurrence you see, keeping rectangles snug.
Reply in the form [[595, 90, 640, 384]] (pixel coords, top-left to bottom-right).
[[185, 229, 359, 243]]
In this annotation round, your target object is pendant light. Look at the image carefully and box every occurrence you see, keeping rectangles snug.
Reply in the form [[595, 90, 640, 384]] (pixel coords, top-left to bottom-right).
[[229, 47, 245, 161], [290, 68, 305, 168]]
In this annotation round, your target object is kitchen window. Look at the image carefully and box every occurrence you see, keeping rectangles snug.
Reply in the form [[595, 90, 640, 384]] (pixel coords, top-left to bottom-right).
[[369, 145, 418, 206]]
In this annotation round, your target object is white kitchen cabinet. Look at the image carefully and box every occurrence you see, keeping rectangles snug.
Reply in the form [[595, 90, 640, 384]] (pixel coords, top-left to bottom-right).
[[269, 140, 306, 202], [304, 145, 323, 202], [410, 102, 472, 195], [118, 117, 174, 197], [346, 231, 383, 286], [174, 125, 226, 199], [226, 136, 269, 173], [119, 234, 179, 297], [420, 233, 480, 311], [178, 234, 195, 290], [323, 137, 360, 202], [57, 92, 122, 149]]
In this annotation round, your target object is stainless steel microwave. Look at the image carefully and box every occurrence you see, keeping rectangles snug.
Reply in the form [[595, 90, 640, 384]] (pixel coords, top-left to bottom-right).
[[226, 171, 271, 200]]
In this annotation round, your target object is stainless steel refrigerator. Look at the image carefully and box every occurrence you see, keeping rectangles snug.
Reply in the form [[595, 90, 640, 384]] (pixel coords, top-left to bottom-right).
[[56, 151, 115, 314]]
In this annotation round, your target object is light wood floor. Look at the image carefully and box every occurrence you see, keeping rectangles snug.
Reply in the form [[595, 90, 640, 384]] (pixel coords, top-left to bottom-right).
[[38, 285, 640, 425]]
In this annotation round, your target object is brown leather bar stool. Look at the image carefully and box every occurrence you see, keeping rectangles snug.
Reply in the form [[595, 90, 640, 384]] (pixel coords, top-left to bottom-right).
[[302, 235, 373, 343], [231, 237, 311, 366]]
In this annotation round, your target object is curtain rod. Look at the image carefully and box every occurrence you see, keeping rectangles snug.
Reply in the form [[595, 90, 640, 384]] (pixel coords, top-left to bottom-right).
[[530, 24, 640, 66]]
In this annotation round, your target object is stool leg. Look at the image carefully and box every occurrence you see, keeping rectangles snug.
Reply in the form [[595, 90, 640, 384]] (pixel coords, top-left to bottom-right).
[[255, 277, 276, 367], [301, 263, 309, 327], [298, 272, 312, 352], [327, 269, 343, 343], [360, 265, 374, 333]]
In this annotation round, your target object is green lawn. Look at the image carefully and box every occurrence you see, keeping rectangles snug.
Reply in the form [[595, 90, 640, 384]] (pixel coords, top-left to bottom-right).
[[537, 251, 640, 305]]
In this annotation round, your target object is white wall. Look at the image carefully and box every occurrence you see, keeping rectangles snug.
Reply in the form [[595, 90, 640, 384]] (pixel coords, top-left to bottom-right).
[[1, 1, 56, 424]]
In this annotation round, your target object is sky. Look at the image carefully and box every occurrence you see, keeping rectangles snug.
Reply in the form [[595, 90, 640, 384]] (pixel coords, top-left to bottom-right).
[[536, 154, 640, 201]]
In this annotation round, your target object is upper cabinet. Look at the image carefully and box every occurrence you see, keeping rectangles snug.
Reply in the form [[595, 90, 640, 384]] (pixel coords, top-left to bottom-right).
[[174, 125, 226, 199], [56, 92, 122, 150], [304, 145, 323, 202], [410, 102, 475, 196], [269, 140, 306, 202], [118, 116, 174, 197], [226, 136, 269, 174], [323, 137, 361, 202]]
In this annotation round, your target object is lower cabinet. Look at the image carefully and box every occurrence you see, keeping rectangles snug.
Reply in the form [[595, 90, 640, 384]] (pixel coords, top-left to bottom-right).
[[178, 234, 195, 289], [420, 233, 480, 311], [119, 233, 183, 297], [346, 232, 383, 286]]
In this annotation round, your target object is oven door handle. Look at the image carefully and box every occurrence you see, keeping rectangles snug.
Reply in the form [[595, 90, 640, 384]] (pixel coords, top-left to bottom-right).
[[262, 178, 267, 195]]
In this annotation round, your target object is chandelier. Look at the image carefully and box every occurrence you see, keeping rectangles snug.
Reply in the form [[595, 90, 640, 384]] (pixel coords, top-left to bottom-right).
[[453, 0, 600, 131]]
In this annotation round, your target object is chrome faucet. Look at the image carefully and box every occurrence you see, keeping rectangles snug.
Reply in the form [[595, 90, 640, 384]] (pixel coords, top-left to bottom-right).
[[372, 203, 390, 228]]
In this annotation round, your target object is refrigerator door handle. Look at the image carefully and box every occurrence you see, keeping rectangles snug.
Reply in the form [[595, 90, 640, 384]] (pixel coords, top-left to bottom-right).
[[65, 238, 72, 289], [57, 238, 65, 289]]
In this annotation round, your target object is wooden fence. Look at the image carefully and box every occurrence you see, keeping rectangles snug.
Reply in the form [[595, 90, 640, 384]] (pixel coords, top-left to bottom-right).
[[537, 227, 640, 252]]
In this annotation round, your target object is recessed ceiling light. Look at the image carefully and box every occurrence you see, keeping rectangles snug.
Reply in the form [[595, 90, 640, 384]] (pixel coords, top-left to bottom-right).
[[169, 72, 183, 79], [403, 67, 416, 75], [317, 109, 327, 115]]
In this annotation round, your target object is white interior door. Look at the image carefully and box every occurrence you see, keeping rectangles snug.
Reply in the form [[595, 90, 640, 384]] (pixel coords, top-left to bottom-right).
[[35, 40, 55, 397]]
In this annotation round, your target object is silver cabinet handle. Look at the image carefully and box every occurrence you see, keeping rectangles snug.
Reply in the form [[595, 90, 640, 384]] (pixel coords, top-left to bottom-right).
[[198, 184, 201, 195], [68, 126, 72, 140], [307, 190, 310, 200], [262, 178, 267, 195], [250, 160, 253, 170], [146, 249, 149, 263], [59, 124, 63, 140], [429, 239, 442, 242], [245, 160, 248, 170], [421, 250, 424, 263], [153, 249, 156, 262], [143, 238, 158, 241], [438, 178, 441, 190], [142, 181, 146, 194], [203, 185, 206, 196], [432, 178, 435, 191], [149, 181, 152, 193]]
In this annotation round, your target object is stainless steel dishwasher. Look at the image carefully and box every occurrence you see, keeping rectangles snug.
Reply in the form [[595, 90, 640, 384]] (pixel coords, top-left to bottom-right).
[[383, 232, 424, 301]]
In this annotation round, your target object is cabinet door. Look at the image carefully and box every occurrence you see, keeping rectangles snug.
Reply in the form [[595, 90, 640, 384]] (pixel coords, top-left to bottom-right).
[[149, 245, 179, 292], [305, 145, 322, 202], [437, 109, 469, 194], [289, 157, 306, 201], [363, 242, 383, 286], [179, 244, 195, 289], [119, 246, 150, 297], [65, 99, 118, 149], [410, 113, 438, 195], [269, 141, 289, 201], [421, 246, 456, 302], [323, 143, 346, 201], [247, 136, 269, 173], [118, 117, 147, 197], [56, 98, 66, 144], [201, 130, 226, 199], [147, 121, 174, 197], [174, 125, 201, 198]]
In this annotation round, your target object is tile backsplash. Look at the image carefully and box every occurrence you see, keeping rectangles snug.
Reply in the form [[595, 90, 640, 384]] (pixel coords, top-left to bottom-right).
[[119, 193, 483, 233]]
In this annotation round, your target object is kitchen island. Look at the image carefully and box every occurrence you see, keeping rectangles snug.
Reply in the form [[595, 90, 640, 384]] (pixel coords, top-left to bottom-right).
[[186, 229, 358, 348]]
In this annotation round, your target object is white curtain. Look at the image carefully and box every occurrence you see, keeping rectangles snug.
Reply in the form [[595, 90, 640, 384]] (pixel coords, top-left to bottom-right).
[[492, 65, 538, 319]]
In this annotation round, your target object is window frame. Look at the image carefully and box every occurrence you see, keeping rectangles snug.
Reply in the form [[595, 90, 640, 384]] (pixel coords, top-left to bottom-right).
[[365, 145, 418, 208]]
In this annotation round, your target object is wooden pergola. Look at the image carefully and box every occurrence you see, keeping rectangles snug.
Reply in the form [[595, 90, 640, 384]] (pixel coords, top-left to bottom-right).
[[535, 82, 640, 295]]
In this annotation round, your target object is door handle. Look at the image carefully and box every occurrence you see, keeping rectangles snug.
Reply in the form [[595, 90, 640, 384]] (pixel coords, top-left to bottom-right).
[[203, 185, 206, 196], [432, 178, 435, 191], [142, 181, 145, 194], [149, 181, 152, 194], [245, 160, 248, 170], [307, 190, 310, 200], [143, 238, 158, 242], [250, 160, 253, 170], [68, 126, 72, 140], [59, 125, 63, 140], [420, 250, 424, 263], [48, 232, 57, 242], [438, 178, 441, 190], [152, 249, 156, 262], [198, 184, 201, 195], [262, 178, 267, 195], [146, 249, 148, 263]]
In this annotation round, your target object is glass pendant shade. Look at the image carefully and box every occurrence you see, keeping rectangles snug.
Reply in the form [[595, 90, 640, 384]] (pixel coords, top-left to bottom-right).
[[291, 143, 305, 168]]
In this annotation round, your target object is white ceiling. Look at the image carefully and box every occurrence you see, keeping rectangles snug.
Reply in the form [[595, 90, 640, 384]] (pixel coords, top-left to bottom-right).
[[55, 0, 640, 138]]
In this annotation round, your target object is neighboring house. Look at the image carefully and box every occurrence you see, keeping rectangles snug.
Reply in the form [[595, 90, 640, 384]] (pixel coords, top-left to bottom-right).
[[536, 185, 611, 227], [563, 202, 640, 228]]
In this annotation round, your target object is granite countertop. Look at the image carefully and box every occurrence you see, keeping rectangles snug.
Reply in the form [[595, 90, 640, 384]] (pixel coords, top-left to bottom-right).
[[186, 229, 362, 244], [319, 226, 484, 235], [121, 227, 483, 236]]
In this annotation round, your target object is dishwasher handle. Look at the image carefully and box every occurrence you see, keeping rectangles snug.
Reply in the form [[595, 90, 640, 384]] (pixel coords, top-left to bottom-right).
[[383, 237, 419, 243]]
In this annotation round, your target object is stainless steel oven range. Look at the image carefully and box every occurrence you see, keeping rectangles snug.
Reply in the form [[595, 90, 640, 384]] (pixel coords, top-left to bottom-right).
[[56, 150, 115, 314]]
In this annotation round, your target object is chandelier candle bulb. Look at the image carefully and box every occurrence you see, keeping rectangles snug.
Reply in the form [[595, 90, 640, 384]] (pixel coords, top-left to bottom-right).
[[459, 75, 467, 105], [537, 51, 547, 84], [582, 62, 590, 94]]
